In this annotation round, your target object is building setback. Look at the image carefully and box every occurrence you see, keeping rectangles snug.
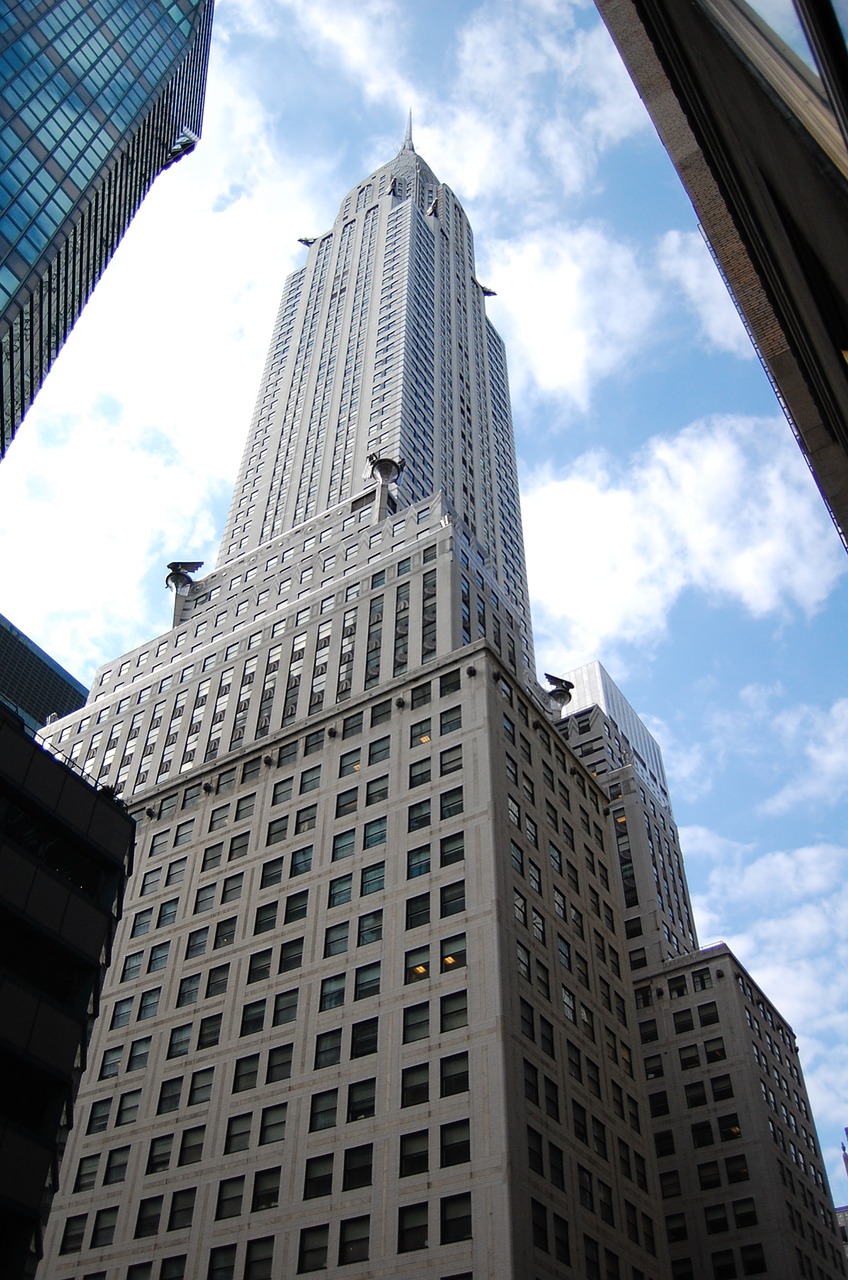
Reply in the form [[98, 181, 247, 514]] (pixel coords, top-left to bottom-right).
[[35, 130, 842, 1279], [560, 660, 846, 1279], [0, 0, 213, 456]]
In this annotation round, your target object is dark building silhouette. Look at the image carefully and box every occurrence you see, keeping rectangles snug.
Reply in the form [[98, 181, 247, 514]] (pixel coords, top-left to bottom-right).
[[0, 0, 214, 457], [0, 612, 86, 734], [594, 0, 848, 550], [0, 623, 134, 1278]]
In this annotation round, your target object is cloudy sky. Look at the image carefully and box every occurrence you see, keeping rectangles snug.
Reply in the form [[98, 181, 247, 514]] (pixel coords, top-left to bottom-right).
[[2, 0, 847, 1193]]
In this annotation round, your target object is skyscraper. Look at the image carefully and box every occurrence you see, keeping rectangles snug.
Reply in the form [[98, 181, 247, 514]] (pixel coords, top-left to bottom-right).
[[592, 0, 848, 550], [35, 130, 842, 1279], [0, 0, 214, 457]]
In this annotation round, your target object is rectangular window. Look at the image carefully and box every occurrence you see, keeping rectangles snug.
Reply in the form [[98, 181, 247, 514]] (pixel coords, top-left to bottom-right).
[[354, 961, 381, 1000], [260, 1102, 287, 1144], [309, 1090, 338, 1131]]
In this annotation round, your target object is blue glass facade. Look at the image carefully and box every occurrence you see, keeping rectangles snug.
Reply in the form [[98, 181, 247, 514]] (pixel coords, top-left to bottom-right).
[[0, 0, 213, 456]]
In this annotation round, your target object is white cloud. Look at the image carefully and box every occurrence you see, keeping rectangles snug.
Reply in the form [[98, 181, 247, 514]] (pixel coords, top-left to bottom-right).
[[0, 30, 333, 682], [525, 415, 845, 674], [484, 226, 660, 407], [658, 229, 754, 359], [682, 823, 848, 1180], [638, 716, 715, 802], [762, 697, 848, 813]]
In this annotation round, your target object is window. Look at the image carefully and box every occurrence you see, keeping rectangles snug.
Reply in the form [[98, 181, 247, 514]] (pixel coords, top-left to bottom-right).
[[222, 873, 243, 902], [400, 1129, 429, 1176], [358, 910, 383, 947], [441, 1119, 470, 1165], [116, 1090, 141, 1125], [208, 1245, 237, 1280], [441, 831, 465, 864], [315, 1029, 342, 1068], [274, 989, 298, 1024], [699, 1001, 720, 1026], [398, 1202, 428, 1252], [409, 757, 431, 787], [131, 908, 153, 937], [225, 1112, 252, 1153], [718, 1113, 741, 1142], [343, 1144, 373, 1190], [355, 961, 380, 999], [406, 893, 430, 928], [361, 861, 385, 894], [329, 873, 353, 907], [403, 1003, 429, 1042], [136, 1196, 163, 1238], [260, 1102, 287, 1144], [216, 1176, 244, 1219], [440, 881, 465, 916], [335, 789, 357, 817], [320, 973, 346, 1011], [122, 951, 143, 981], [407, 844, 430, 877], [441, 1192, 472, 1243], [158, 1077, 183, 1114], [704, 1204, 728, 1234], [59, 1214, 87, 1254], [402, 1063, 429, 1106], [348, 1078, 376, 1121], [168, 1187, 196, 1230], [310, 1090, 338, 1131], [186, 927, 208, 959], [252, 1167, 281, 1212], [197, 1013, 221, 1049], [178, 1125, 205, 1166], [698, 1161, 721, 1190], [248, 949, 272, 984], [280, 938, 304, 971], [267, 1044, 293, 1082], [705, 1037, 727, 1063], [286, 889, 309, 922], [440, 705, 462, 734], [298, 1225, 329, 1272], [103, 1146, 129, 1185], [189, 1067, 214, 1104], [408, 799, 430, 830], [75, 1154, 100, 1191], [146, 1134, 172, 1173], [333, 828, 355, 861], [207, 964, 229, 995], [266, 816, 288, 845], [441, 990, 468, 1031], [214, 917, 237, 947], [91, 1205, 119, 1246]]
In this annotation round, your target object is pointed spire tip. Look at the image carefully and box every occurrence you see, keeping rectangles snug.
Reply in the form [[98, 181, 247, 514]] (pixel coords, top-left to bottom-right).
[[404, 109, 414, 152]]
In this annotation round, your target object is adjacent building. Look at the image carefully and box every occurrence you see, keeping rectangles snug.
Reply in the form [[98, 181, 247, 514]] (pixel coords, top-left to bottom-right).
[[593, 0, 848, 549], [558, 662, 697, 968], [0, 0, 214, 456], [0, 611, 86, 734], [33, 130, 843, 1279], [561, 661, 845, 1279], [0, 678, 134, 1280]]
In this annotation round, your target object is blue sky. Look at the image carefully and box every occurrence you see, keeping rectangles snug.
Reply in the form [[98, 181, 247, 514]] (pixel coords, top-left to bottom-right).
[[1, 0, 846, 1193]]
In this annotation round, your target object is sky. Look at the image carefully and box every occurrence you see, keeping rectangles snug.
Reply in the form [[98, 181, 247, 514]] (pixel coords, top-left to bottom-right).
[[1, 0, 847, 1194]]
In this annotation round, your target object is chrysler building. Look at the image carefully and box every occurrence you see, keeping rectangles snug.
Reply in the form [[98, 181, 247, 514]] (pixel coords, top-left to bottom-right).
[[35, 128, 843, 1280]]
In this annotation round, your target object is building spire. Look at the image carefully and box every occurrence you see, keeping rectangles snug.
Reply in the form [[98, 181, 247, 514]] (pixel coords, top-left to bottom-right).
[[403, 109, 414, 152]]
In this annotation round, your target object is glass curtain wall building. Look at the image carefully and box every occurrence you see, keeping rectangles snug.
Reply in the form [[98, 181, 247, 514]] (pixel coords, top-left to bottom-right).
[[0, 0, 213, 456]]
